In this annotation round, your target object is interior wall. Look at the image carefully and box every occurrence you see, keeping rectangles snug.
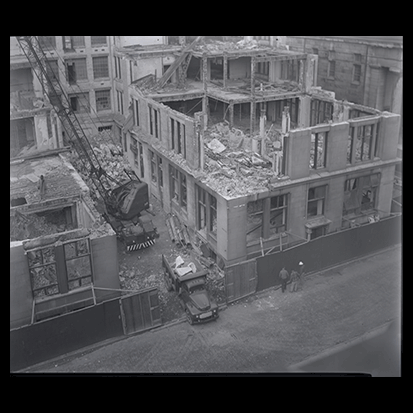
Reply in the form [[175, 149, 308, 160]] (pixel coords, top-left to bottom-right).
[[229, 57, 251, 80]]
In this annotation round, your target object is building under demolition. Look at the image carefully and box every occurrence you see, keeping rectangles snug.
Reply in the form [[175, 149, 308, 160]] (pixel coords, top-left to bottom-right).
[[118, 36, 401, 266], [10, 35, 401, 323], [10, 36, 122, 329]]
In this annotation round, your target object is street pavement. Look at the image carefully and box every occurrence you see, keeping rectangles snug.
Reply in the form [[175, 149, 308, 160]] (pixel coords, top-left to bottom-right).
[[26, 245, 401, 374]]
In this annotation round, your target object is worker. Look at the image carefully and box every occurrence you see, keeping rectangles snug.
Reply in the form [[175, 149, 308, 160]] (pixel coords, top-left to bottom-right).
[[290, 270, 299, 293], [279, 266, 289, 293], [298, 261, 306, 290], [38, 175, 47, 200]]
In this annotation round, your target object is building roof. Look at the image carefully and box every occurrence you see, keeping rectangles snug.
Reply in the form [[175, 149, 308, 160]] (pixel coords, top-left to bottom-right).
[[288, 35, 403, 47], [10, 152, 89, 208]]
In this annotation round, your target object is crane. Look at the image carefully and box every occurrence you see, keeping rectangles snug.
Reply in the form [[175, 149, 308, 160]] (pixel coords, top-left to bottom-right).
[[15, 36, 158, 251]]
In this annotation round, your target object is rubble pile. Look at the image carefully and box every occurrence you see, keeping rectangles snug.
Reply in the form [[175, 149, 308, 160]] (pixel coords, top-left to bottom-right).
[[66, 132, 134, 202], [205, 264, 226, 304], [10, 211, 68, 242], [201, 122, 279, 198], [193, 38, 263, 53]]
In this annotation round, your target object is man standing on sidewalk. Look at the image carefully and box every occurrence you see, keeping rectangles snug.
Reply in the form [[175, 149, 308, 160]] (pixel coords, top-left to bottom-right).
[[279, 267, 289, 293], [290, 270, 299, 292], [298, 261, 306, 290]]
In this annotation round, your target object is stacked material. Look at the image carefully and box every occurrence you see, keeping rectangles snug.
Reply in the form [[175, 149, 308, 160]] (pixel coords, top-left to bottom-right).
[[165, 214, 192, 248]]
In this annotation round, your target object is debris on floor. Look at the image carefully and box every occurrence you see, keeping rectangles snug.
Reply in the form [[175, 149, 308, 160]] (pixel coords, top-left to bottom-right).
[[199, 121, 286, 198], [64, 131, 133, 203]]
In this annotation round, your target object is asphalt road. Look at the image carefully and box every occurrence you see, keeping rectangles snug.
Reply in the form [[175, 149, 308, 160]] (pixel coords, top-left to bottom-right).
[[27, 245, 401, 374]]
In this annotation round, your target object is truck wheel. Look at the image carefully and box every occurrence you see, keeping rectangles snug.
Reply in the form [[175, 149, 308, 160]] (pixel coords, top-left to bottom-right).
[[186, 309, 193, 325]]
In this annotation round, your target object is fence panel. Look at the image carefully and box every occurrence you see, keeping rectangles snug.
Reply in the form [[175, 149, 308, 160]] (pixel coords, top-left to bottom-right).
[[10, 297, 123, 371], [256, 215, 401, 292], [120, 288, 162, 335], [225, 259, 257, 303]]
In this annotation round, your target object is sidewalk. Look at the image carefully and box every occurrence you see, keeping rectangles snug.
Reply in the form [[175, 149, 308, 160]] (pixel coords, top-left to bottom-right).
[[20, 244, 401, 374]]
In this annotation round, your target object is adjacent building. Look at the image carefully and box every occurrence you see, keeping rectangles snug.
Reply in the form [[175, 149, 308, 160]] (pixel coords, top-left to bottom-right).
[[285, 36, 403, 158], [10, 37, 63, 158]]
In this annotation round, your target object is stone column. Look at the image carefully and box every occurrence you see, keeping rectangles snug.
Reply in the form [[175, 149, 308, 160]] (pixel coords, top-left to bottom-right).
[[223, 52, 228, 89], [229, 103, 234, 129], [250, 56, 256, 134]]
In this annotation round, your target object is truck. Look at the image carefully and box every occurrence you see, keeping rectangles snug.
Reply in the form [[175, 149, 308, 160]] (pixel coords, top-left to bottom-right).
[[162, 254, 219, 324]]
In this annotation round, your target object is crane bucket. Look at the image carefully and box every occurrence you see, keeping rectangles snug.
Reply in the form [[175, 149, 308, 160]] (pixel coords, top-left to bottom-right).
[[108, 180, 149, 221]]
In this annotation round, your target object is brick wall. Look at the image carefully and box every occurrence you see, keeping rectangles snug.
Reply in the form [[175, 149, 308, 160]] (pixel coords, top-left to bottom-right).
[[287, 37, 368, 104]]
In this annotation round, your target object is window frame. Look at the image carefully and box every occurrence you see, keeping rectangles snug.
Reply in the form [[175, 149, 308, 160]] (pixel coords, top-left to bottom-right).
[[196, 184, 208, 231], [92, 55, 110, 79], [66, 58, 88, 84], [139, 142, 144, 178], [327, 60, 336, 79], [38, 36, 56, 50], [28, 246, 59, 299], [343, 174, 380, 217], [157, 156, 163, 188], [169, 165, 187, 210], [133, 99, 140, 127], [149, 105, 160, 139], [180, 173, 187, 210], [246, 199, 264, 242], [46, 59, 59, 83], [64, 239, 93, 291], [347, 117, 380, 164], [130, 136, 139, 167], [310, 131, 328, 170], [114, 55, 122, 80], [116, 89, 124, 115], [307, 185, 327, 218], [352, 63, 362, 84], [27, 238, 94, 300], [91, 36, 107, 46], [95, 89, 111, 112], [310, 99, 333, 126], [209, 194, 217, 236], [247, 194, 290, 244], [68, 92, 90, 114], [269, 194, 288, 235], [150, 150, 157, 184]]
